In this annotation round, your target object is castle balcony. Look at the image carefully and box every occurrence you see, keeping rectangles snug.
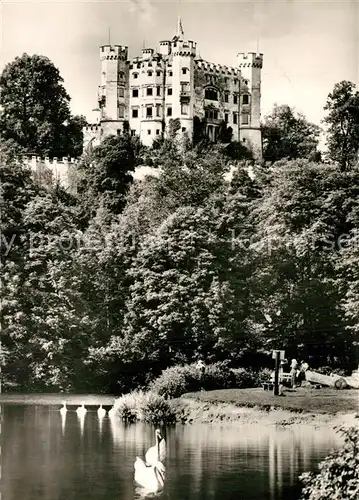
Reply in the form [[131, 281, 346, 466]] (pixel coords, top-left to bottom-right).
[[180, 91, 191, 101], [206, 117, 222, 125]]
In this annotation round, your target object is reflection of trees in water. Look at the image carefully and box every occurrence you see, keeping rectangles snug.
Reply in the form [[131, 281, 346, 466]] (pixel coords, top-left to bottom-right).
[[2, 406, 346, 500], [164, 424, 343, 500]]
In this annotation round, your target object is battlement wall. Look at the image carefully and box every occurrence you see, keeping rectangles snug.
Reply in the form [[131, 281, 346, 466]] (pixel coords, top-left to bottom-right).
[[194, 59, 240, 76], [237, 52, 263, 69], [24, 155, 79, 193]]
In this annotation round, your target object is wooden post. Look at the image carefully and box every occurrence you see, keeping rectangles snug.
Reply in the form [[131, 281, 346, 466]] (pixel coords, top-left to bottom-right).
[[273, 350, 280, 396]]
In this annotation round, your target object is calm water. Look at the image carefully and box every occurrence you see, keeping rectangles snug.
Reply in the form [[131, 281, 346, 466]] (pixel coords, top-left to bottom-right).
[[1, 397, 343, 500]]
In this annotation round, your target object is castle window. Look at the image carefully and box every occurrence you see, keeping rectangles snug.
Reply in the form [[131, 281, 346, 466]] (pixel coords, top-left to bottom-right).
[[168, 71, 173, 77], [118, 106, 125, 118], [224, 93, 229, 103], [205, 109, 218, 120], [156, 129, 160, 135], [224, 77, 228, 84], [244, 79, 249, 85], [233, 94, 238, 104], [233, 112, 238, 124], [133, 72, 139, 79], [132, 108, 138, 118], [131, 130, 136, 136], [148, 129, 151, 134], [205, 88, 218, 101], [167, 87, 172, 96], [132, 89, 139, 98], [147, 87, 153, 96], [156, 86, 161, 96], [167, 107, 172, 117], [119, 71, 125, 79], [182, 68, 188, 75], [182, 127, 186, 132], [242, 113, 249, 125], [156, 104, 161, 116], [156, 71, 161, 77], [118, 87, 125, 98], [224, 113, 229, 123], [181, 103, 189, 115], [148, 71, 153, 76], [181, 82, 190, 92], [242, 137, 246, 143], [234, 78, 238, 85], [146, 107, 153, 117], [242, 94, 249, 105]]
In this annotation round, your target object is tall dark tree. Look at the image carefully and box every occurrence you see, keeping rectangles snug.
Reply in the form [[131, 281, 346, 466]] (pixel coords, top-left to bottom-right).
[[0, 53, 84, 157], [323, 80, 359, 171], [77, 134, 136, 218], [262, 104, 321, 163]]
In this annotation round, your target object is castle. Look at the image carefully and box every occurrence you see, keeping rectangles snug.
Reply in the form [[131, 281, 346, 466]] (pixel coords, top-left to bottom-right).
[[84, 20, 263, 157]]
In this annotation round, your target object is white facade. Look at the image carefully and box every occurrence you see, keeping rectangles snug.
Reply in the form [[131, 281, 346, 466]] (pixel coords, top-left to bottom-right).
[[83, 23, 263, 156]]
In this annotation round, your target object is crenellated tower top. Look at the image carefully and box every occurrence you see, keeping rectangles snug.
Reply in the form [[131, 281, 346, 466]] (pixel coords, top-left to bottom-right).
[[237, 52, 263, 69], [100, 44, 128, 61]]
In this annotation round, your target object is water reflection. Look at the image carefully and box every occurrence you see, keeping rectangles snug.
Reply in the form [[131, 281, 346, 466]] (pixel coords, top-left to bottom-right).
[[2, 403, 344, 500], [60, 410, 67, 436], [77, 412, 86, 437]]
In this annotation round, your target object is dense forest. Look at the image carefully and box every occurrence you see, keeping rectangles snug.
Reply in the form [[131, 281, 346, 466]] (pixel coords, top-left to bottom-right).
[[0, 55, 358, 393]]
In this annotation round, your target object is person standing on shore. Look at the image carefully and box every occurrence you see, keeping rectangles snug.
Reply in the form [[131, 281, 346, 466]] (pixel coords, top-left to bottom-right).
[[290, 358, 298, 388], [196, 359, 205, 391]]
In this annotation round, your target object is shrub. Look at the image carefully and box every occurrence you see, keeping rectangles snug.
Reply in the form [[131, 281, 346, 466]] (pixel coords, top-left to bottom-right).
[[299, 426, 359, 500], [149, 362, 266, 399], [139, 391, 176, 425], [149, 364, 197, 398], [113, 390, 175, 424], [202, 362, 237, 391], [113, 390, 144, 422]]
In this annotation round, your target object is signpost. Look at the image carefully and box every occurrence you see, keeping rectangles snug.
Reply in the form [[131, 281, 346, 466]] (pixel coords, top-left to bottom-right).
[[272, 350, 285, 396]]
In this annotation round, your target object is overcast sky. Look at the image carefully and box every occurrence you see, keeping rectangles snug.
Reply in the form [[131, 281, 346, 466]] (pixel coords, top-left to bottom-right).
[[1, 0, 358, 126]]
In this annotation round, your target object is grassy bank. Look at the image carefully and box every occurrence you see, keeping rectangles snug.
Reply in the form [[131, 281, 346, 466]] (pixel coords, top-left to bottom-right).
[[111, 386, 358, 427], [183, 387, 359, 414], [172, 387, 358, 426]]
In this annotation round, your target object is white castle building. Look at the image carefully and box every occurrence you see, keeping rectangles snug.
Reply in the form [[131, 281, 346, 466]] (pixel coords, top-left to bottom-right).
[[84, 20, 263, 157]]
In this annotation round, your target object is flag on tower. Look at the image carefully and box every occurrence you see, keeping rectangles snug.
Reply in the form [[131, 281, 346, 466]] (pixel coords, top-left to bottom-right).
[[177, 16, 184, 37]]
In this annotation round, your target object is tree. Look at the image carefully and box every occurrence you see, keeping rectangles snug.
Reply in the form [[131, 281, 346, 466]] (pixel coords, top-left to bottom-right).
[[300, 427, 359, 500], [262, 104, 321, 163], [77, 134, 136, 218], [0, 53, 84, 157], [323, 81, 359, 171], [248, 160, 357, 365]]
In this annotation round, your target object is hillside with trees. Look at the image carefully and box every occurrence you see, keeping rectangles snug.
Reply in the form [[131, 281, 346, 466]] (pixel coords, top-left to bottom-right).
[[0, 53, 358, 392]]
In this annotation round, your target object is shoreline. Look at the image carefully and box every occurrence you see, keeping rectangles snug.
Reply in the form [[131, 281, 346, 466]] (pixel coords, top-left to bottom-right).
[[0, 388, 357, 428], [173, 397, 358, 427]]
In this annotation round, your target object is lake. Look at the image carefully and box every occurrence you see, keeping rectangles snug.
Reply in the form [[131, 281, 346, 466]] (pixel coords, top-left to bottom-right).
[[0, 396, 343, 500]]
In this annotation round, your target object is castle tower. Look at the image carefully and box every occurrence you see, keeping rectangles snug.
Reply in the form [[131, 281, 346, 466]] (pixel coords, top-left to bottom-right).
[[237, 52, 263, 158], [98, 44, 129, 138], [168, 19, 197, 140], [136, 48, 166, 146]]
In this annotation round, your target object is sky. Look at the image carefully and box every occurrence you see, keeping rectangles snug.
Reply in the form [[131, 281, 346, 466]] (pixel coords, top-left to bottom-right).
[[1, 0, 358, 128]]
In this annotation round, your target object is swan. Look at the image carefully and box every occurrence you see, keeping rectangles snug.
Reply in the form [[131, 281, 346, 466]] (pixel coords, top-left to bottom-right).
[[97, 404, 106, 418], [134, 456, 165, 493], [108, 405, 116, 417], [60, 401, 67, 416], [76, 402, 87, 416], [145, 429, 166, 465]]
